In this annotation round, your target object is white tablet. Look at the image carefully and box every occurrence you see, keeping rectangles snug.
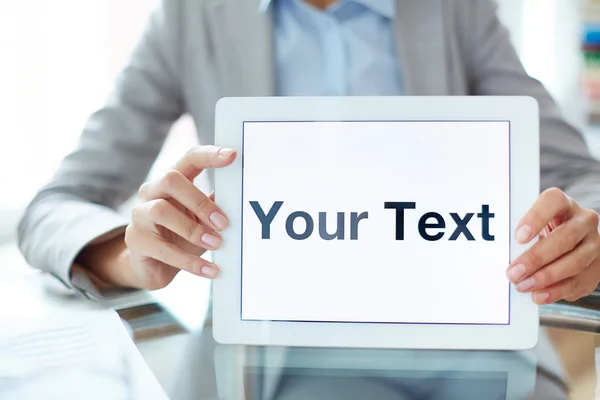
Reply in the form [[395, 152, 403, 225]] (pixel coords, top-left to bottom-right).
[[213, 96, 540, 350]]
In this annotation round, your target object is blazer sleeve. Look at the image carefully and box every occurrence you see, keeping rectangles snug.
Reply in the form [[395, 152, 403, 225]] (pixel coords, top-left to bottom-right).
[[460, 0, 600, 212], [18, 0, 185, 296]]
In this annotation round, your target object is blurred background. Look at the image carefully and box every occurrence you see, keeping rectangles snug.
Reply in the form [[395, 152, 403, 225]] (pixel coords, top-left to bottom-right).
[[0, 0, 599, 244], [0, 0, 197, 244]]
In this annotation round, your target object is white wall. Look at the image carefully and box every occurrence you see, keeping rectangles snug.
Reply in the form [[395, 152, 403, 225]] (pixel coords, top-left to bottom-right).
[[0, 0, 199, 243], [497, 0, 586, 129]]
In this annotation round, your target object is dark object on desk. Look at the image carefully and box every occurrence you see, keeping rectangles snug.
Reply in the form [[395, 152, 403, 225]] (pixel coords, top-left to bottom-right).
[[540, 289, 600, 333], [541, 303, 600, 333], [117, 303, 187, 342]]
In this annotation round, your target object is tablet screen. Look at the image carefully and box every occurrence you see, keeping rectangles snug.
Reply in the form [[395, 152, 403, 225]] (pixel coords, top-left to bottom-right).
[[241, 121, 510, 325]]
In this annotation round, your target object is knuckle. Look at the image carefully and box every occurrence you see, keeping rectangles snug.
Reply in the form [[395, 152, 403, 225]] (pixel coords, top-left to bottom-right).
[[203, 144, 220, 156], [184, 146, 200, 156], [180, 146, 219, 171], [157, 242, 174, 260], [161, 170, 181, 190], [542, 290, 557, 303], [202, 145, 221, 162], [544, 187, 567, 205], [195, 195, 213, 214], [527, 208, 545, 227], [564, 283, 590, 302], [584, 209, 599, 227], [148, 199, 170, 221], [575, 258, 588, 274], [578, 244, 594, 271], [144, 262, 175, 289], [589, 241, 600, 265], [525, 248, 543, 271], [538, 269, 554, 288], [186, 257, 196, 273], [203, 147, 220, 167], [595, 236, 600, 251], [582, 284, 596, 298], [124, 225, 138, 248], [145, 280, 169, 291], [547, 290, 561, 303], [138, 181, 151, 199], [186, 145, 217, 158], [131, 205, 143, 222], [158, 243, 193, 272], [180, 147, 200, 169], [569, 278, 581, 295], [124, 225, 132, 245], [187, 222, 202, 243], [563, 292, 580, 302], [562, 222, 580, 247]]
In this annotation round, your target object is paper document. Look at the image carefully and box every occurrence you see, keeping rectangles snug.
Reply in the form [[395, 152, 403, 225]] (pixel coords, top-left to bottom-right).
[[0, 309, 167, 400]]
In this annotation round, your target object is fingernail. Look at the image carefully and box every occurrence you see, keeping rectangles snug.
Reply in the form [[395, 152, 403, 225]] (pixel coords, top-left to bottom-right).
[[515, 225, 532, 244], [218, 148, 235, 158], [201, 265, 220, 279], [210, 212, 228, 230], [201, 233, 222, 248], [506, 264, 526, 282], [533, 292, 550, 304], [516, 277, 536, 292]]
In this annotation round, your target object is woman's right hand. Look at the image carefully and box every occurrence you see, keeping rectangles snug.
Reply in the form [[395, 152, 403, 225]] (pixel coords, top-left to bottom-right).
[[79, 146, 236, 290]]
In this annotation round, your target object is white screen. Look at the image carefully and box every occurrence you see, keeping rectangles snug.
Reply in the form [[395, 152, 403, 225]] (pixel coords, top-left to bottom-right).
[[241, 121, 510, 325]]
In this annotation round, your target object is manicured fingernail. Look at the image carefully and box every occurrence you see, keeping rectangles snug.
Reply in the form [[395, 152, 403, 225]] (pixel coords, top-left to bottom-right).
[[515, 225, 532, 244], [218, 148, 235, 158], [202, 233, 222, 248], [201, 265, 220, 279], [516, 277, 536, 292], [507, 264, 526, 282], [533, 292, 549, 304], [210, 212, 228, 230]]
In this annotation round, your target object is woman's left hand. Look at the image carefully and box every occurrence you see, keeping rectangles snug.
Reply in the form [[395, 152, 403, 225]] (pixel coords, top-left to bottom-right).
[[506, 187, 600, 305]]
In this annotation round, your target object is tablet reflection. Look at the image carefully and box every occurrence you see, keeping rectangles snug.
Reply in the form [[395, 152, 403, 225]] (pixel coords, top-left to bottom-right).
[[215, 347, 568, 400], [259, 368, 508, 400]]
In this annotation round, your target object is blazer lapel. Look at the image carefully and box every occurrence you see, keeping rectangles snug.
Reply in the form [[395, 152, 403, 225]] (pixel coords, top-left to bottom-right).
[[394, 0, 449, 95], [204, 0, 276, 97]]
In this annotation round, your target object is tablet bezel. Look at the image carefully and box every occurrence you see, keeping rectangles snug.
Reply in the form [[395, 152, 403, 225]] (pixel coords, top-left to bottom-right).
[[213, 96, 539, 350]]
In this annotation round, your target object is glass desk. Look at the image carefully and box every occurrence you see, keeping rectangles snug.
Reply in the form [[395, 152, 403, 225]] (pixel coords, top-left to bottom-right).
[[142, 319, 595, 400], [2, 243, 598, 399]]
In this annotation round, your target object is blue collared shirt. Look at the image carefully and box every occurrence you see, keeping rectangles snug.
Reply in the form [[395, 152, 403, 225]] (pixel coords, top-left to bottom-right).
[[260, 0, 404, 96]]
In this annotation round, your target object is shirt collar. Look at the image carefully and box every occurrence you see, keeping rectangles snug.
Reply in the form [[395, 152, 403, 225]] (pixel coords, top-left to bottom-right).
[[259, 0, 396, 19]]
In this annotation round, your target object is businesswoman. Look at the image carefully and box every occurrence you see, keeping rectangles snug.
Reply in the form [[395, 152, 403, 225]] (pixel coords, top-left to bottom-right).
[[18, 0, 600, 305]]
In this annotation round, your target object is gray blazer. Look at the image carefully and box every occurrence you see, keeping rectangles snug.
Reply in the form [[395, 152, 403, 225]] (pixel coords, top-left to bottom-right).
[[18, 0, 600, 295]]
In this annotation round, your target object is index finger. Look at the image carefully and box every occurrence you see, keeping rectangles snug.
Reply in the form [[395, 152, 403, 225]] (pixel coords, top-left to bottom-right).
[[175, 146, 237, 181], [515, 187, 574, 244]]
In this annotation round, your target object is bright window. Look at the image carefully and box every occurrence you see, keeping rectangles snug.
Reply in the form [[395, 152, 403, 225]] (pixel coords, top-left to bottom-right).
[[0, 0, 198, 236]]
